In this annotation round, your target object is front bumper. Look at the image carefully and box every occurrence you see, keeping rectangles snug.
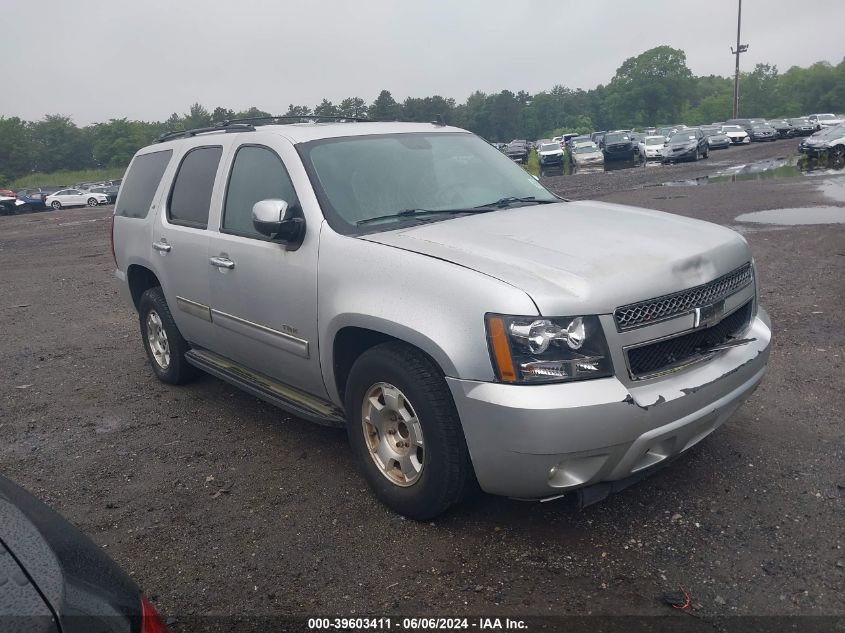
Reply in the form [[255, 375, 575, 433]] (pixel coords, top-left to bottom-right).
[[447, 309, 771, 499], [728, 136, 750, 144]]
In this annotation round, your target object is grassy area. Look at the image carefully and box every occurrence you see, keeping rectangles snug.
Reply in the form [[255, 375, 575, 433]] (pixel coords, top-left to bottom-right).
[[524, 149, 540, 176], [6, 168, 126, 190]]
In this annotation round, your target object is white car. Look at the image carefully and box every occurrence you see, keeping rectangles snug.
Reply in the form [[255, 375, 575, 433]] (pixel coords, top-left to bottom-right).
[[720, 125, 750, 145], [808, 113, 844, 130], [639, 135, 667, 160], [45, 188, 110, 209]]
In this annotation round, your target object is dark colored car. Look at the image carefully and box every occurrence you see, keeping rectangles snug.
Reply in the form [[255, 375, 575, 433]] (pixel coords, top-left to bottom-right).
[[662, 128, 709, 163], [89, 185, 120, 203], [504, 140, 529, 163], [590, 130, 606, 146], [15, 188, 49, 211], [0, 474, 169, 633], [767, 119, 794, 138], [749, 123, 777, 142], [601, 131, 637, 161], [788, 118, 816, 136], [701, 127, 731, 150]]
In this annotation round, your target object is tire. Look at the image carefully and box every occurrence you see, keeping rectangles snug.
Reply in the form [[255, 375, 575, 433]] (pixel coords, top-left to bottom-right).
[[704, 147, 710, 159], [138, 287, 195, 385], [87, 197, 98, 207], [51, 201, 61, 210], [345, 342, 475, 520], [693, 148, 700, 162]]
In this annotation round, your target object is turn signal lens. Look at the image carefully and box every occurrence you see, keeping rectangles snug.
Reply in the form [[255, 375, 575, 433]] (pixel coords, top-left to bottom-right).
[[485, 316, 517, 382]]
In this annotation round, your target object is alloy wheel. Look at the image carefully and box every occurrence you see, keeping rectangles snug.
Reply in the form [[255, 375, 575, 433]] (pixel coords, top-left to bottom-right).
[[145, 310, 171, 369]]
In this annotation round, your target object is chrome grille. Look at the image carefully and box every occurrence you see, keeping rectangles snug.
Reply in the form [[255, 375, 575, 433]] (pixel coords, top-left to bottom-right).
[[614, 263, 753, 331]]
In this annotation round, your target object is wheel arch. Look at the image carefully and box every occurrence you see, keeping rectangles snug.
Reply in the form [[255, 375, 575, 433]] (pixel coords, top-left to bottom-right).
[[328, 320, 457, 406], [127, 264, 161, 310]]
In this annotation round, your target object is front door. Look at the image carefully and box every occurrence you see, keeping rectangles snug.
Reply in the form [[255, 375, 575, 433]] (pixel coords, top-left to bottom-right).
[[206, 142, 324, 397]]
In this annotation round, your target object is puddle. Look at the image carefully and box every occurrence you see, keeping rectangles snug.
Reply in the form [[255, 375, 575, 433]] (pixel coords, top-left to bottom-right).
[[734, 207, 845, 225], [659, 154, 845, 187]]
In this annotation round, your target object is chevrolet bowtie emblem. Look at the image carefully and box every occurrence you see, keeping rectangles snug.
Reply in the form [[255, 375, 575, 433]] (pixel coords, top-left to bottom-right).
[[694, 300, 725, 328]]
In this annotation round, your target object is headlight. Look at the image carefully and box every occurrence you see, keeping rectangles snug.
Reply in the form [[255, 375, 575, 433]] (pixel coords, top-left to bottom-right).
[[485, 314, 613, 383]]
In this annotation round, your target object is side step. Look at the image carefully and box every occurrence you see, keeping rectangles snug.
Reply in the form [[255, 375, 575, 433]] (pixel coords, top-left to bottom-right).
[[185, 348, 346, 427]]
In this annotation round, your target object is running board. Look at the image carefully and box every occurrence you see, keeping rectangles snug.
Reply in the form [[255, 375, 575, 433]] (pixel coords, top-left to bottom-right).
[[184, 348, 346, 427]]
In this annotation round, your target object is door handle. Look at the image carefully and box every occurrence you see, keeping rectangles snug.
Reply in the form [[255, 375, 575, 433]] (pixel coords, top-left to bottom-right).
[[152, 240, 171, 253], [209, 256, 235, 270]]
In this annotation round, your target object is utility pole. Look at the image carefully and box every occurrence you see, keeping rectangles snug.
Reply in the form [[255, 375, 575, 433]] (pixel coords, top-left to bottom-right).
[[731, 0, 749, 118]]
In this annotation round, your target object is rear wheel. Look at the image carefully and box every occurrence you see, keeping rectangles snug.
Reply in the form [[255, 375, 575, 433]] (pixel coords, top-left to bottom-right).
[[693, 148, 700, 161], [87, 197, 99, 207], [138, 287, 195, 385], [51, 201, 61, 210], [345, 342, 475, 520]]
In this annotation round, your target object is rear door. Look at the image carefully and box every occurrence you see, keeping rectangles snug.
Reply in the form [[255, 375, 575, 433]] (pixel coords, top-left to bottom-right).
[[153, 144, 225, 351], [206, 139, 324, 396]]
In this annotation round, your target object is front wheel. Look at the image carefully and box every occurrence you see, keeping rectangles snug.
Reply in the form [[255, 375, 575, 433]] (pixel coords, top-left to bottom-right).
[[345, 342, 475, 520], [138, 287, 195, 385], [87, 197, 99, 207], [51, 201, 61, 210]]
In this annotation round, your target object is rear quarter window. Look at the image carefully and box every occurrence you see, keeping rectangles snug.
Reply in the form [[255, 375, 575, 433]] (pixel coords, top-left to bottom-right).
[[116, 149, 173, 219]]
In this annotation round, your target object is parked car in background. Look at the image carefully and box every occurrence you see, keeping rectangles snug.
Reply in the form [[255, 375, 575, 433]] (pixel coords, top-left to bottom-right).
[[701, 127, 731, 150], [45, 188, 110, 209], [788, 118, 816, 136], [15, 188, 49, 211], [721, 124, 750, 144], [767, 119, 794, 138], [639, 135, 667, 160], [0, 194, 16, 215], [505, 140, 529, 163], [808, 113, 844, 130], [0, 188, 16, 198], [114, 120, 771, 518], [590, 130, 606, 146], [89, 184, 121, 203], [0, 474, 169, 632], [662, 128, 709, 163], [567, 135, 592, 151], [569, 142, 604, 167], [601, 131, 637, 161], [749, 122, 777, 142], [799, 123, 845, 158], [538, 142, 565, 170]]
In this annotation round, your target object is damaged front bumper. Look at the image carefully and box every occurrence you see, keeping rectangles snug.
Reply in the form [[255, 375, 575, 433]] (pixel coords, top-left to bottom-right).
[[446, 308, 771, 500]]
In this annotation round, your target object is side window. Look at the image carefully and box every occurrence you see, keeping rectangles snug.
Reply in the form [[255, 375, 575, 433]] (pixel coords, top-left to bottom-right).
[[222, 145, 299, 238], [116, 149, 172, 219], [168, 146, 223, 228]]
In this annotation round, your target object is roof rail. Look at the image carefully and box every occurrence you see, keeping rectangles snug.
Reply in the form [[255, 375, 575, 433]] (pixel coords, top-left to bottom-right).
[[220, 115, 369, 125], [153, 122, 256, 144]]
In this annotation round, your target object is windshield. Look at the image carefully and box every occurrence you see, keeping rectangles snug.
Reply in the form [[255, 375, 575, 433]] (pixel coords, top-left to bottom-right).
[[818, 114, 835, 120], [722, 125, 741, 131], [540, 143, 560, 152], [574, 145, 598, 154], [670, 133, 696, 142], [701, 128, 720, 136], [604, 133, 629, 143], [752, 123, 770, 129], [302, 132, 558, 233], [789, 118, 809, 125]]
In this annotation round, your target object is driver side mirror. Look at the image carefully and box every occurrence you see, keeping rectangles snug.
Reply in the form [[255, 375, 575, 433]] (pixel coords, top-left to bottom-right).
[[252, 199, 305, 247]]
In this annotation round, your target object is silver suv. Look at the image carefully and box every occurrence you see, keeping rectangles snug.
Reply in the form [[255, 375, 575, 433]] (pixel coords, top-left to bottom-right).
[[112, 120, 771, 519]]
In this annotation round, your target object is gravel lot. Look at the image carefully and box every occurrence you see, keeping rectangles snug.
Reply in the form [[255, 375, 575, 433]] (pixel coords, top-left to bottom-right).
[[1, 138, 843, 631]]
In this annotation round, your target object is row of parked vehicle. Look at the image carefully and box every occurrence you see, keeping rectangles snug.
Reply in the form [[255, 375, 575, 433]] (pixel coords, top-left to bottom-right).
[[503, 111, 845, 172], [0, 179, 122, 214]]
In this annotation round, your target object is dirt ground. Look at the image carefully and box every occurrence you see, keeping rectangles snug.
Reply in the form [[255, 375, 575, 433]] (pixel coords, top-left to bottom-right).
[[1, 137, 843, 631]]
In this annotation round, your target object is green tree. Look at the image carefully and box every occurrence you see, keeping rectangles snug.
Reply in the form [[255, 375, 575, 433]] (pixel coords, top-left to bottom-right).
[[369, 90, 402, 120], [0, 117, 34, 180], [313, 99, 339, 118], [338, 97, 368, 118]]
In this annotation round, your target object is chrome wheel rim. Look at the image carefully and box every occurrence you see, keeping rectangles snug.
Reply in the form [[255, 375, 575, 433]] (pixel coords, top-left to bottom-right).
[[361, 382, 424, 487], [145, 310, 171, 369], [52, 202, 60, 209]]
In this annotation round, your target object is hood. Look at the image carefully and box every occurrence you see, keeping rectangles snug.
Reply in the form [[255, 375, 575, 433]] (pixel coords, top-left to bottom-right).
[[363, 201, 750, 316], [539, 149, 563, 156]]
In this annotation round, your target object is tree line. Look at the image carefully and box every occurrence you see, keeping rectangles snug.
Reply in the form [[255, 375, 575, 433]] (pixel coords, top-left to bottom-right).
[[1, 46, 843, 182]]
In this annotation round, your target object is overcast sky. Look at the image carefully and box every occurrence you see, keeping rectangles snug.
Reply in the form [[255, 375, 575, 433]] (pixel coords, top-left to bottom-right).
[[2, 0, 843, 125]]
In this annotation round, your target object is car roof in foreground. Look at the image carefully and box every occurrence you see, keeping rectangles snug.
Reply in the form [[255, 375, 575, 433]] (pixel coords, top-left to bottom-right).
[[149, 121, 470, 151]]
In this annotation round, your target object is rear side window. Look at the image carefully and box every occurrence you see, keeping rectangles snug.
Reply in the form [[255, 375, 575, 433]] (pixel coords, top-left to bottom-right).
[[168, 146, 222, 228], [222, 145, 299, 238], [116, 149, 172, 218]]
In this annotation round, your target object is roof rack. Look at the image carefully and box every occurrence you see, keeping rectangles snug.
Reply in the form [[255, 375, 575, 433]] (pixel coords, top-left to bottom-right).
[[152, 114, 449, 144]]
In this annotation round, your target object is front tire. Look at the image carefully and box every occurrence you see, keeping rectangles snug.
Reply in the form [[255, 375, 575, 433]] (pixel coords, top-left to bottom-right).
[[138, 287, 195, 385], [345, 342, 475, 520], [87, 197, 99, 207]]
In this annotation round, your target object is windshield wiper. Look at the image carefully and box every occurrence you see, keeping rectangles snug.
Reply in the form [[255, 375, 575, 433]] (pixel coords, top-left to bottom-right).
[[356, 207, 495, 227], [473, 196, 557, 209]]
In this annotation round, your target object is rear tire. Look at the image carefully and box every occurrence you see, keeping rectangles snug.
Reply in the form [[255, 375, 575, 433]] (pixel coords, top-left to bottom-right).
[[51, 201, 61, 210], [138, 287, 195, 385], [345, 342, 475, 520]]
